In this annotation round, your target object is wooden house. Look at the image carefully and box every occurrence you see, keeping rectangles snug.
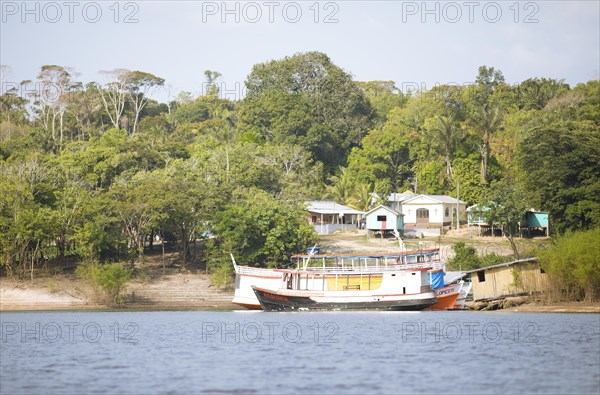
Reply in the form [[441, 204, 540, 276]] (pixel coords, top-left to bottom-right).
[[524, 210, 549, 236], [467, 205, 550, 237], [466, 258, 550, 301], [365, 205, 404, 236]]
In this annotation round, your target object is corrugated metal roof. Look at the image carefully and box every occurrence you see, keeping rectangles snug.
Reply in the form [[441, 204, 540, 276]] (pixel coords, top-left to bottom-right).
[[305, 201, 364, 215], [403, 194, 468, 204], [464, 257, 538, 273], [386, 193, 467, 204], [387, 193, 417, 202], [365, 205, 403, 216]]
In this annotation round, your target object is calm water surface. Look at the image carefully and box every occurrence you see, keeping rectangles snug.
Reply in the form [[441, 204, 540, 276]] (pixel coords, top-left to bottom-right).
[[1, 310, 599, 394]]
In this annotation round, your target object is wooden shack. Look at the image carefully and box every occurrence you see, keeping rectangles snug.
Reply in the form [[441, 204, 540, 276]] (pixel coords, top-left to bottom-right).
[[466, 258, 550, 301]]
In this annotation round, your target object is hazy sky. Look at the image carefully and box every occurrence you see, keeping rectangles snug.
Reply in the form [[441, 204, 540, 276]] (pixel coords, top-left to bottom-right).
[[1, 0, 599, 101]]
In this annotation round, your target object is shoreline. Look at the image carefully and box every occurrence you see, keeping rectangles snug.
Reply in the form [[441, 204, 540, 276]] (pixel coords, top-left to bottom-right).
[[2, 280, 598, 313], [0, 272, 237, 313]]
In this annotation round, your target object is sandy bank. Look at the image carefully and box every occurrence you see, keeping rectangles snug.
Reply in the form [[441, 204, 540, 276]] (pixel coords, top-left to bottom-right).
[[497, 301, 600, 314], [0, 271, 236, 312]]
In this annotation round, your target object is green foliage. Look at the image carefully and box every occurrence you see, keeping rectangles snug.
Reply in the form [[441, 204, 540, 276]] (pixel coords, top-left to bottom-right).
[[210, 189, 318, 269], [518, 120, 600, 233], [446, 242, 481, 271], [241, 51, 375, 172], [1, 57, 598, 293], [481, 253, 511, 267], [510, 268, 522, 289], [539, 227, 600, 302], [346, 112, 414, 190], [416, 161, 445, 195], [481, 178, 530, 258], [452, 155, 485, 204], [357, 80, 407, 124], [76, 262, 132, 305]]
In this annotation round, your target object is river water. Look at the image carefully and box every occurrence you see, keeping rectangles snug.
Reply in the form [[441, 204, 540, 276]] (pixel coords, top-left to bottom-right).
[[1, 310, 599, 394]]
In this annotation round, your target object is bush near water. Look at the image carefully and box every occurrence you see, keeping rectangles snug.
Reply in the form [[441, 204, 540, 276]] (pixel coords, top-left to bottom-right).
[[76, 263, 133, 305], [539, 227, 600, 302]]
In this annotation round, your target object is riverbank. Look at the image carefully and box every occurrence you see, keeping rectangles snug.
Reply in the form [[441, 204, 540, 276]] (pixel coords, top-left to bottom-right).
[[2, 275, 597, 313], [0, 268, 236, 312], [498, 300, 600, 313]]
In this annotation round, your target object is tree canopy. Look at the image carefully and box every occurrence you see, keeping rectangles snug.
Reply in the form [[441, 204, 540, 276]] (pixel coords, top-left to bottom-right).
[[1, 54, 598, 286]]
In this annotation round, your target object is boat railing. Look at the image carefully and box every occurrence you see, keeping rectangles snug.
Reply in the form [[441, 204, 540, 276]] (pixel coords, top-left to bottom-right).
[[299, 261, 444, 273], [236, 261, 444, 275], [235, 265, 281, 276]]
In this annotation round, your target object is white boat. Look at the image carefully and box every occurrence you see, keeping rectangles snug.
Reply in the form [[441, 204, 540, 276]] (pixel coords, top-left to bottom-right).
[[231, 256, 282, 309], [455, 280, 472, 309], [442, 271, 471, 309], [232, 249, 443, 310]]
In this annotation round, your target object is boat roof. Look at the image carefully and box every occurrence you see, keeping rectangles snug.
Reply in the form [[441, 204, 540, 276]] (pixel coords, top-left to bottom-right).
[[444, 271, 468, 283], [274, 266, 434, 275], [290, 248, 439, 260]]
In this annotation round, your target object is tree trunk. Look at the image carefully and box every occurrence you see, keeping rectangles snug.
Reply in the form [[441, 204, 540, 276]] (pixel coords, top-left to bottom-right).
[[480, 138, 489, 184]]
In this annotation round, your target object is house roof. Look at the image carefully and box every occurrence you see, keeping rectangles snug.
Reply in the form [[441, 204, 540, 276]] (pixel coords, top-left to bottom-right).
[[305, 200, 364, 215], [464, 257, 538, 273], [466, 204, 492, 212], [365, 205, 404, 216], [402, 194, 467, 205], [387, 193, 417, 202]]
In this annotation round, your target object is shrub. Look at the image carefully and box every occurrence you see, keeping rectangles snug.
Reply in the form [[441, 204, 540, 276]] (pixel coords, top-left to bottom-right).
[[447, 242, 481, 271], [539, 227, 600, 302], [76, 262, 133, 305]]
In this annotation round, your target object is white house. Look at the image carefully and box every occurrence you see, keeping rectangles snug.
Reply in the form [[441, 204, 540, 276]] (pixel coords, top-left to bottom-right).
[[381, 192, 467, 229], [400, 194, 467, 228], [305, 201, 364, 235]]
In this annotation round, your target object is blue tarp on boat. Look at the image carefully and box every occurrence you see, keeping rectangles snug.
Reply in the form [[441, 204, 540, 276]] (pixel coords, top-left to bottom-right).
[[429, 270, 445, 289]]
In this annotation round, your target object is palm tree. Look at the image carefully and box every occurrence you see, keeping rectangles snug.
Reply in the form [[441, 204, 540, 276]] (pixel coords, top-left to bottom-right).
[[347, 182, 373, 212], [324, 167, 354, 205], [472, 103, 503, 184], [429, 115, 462, 183]]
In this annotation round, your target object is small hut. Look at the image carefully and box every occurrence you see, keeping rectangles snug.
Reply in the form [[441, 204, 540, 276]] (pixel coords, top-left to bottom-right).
[[466, 258, 550, 301], [365, 205, 404, 237]]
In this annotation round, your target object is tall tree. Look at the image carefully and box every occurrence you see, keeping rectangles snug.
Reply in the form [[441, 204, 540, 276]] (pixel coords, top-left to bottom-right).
[[241, 51, 375, 171], [124, 71, 165, 136], [35, 65, 76, 147], [204, 70, 222, 96], [98, 69, 129, 130], [468, 66, 506, 184]]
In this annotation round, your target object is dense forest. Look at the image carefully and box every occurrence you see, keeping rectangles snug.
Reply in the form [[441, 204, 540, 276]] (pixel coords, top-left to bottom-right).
[[1, 52, 599, 287]]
